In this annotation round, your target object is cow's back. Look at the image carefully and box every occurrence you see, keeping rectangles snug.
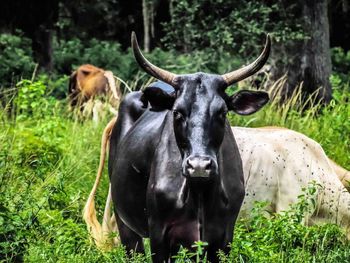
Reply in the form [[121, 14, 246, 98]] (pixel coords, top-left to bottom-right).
[[76, 64, 107, 97], [233, 127, 311, 215]]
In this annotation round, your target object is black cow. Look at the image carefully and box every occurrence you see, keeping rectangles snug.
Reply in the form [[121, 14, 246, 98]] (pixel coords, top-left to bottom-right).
[[109, 32, 271, 262]]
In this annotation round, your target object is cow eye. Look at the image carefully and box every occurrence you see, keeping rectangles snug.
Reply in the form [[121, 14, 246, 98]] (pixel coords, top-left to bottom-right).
[[218, 110, 227, 122], [173, 110, 184, 121]]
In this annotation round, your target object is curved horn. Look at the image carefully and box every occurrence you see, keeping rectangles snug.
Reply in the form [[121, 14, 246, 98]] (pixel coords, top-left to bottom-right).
[[131, 32, 177, 85], [222, 34, 271, 86]]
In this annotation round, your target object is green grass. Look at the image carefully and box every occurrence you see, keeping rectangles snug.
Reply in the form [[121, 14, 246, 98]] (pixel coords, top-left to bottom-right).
[[228, 78, 350, 169], [0, 79, 349, 262]]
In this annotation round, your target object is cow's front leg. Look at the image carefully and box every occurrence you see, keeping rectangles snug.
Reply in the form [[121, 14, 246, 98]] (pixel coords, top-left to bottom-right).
[[206, 240, 230, 263], [203, 212, 237, 262], [149, 220, 171, 263]]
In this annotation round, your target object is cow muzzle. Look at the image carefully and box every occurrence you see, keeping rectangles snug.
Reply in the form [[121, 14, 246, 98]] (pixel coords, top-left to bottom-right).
[[184, 156, 218, 180]]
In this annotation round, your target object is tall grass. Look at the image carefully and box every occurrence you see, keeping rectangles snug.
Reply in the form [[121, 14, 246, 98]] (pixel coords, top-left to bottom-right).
[[0, 78, 349, 262], [228, 76, 350, 169]]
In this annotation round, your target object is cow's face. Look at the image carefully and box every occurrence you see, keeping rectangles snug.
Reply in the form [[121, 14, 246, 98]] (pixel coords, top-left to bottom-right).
[[131, 32, 270, 181], [172, 74, 227, 181], [144, 74, 268, 181]]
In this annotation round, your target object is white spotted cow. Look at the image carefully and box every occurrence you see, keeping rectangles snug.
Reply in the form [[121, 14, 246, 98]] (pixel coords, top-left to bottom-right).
[[233, 126, 350, 235], [84, 119, 350, 250]]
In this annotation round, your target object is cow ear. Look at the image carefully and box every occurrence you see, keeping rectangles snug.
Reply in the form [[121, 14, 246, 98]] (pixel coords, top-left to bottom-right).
[[227, 90, 269, 115], [143, 87, 175, 111]]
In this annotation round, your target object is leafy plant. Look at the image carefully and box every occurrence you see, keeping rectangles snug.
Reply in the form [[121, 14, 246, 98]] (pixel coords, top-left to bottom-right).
[[162, 0, 304, 58], [0, 33, 36, 87], [173, 241, 209, 262], [331, 47, 350, 85], [15, 80, 46, 117], [219, 183, 349, 262]]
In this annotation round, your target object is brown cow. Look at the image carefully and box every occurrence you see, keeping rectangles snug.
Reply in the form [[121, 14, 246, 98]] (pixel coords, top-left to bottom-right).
[[68, 64, 121, 110]]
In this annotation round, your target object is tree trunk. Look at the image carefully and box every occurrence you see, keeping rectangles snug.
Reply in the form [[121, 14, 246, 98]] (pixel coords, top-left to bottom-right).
[[142, 0, 151, 52], [31, 26, 53, 71], [169, 0, 174, 17], [342, 0, 348, 13], [270, 0, 332, 105]]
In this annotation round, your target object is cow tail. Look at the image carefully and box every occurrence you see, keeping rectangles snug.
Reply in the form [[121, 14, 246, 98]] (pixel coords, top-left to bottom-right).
[[104, 71, 121, 102], [83, 116, 118, 250], [328, 159, 350, 191]]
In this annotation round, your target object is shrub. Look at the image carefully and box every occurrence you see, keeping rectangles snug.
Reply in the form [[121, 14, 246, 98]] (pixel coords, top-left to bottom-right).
[[53, 38, 137, 80], [331, 47, 350, 86], [0, 33, 36, 87], [220, 184, 350, 262], [52, 36, 240, 93]]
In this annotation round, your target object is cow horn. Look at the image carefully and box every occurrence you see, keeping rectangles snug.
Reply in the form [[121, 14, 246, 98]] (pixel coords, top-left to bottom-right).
[[131, 32, 177, 85], [222, 34, 271, 86]]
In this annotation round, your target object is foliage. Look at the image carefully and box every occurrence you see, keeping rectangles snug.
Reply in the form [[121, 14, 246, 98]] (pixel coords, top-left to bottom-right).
[[15, 80, 50, 119], [2, 33, 226, 94], [37, 73, 70, 99], [162, 0, 303, 58], [56, 0, 129, 43], [53, 36, 239, 90], [53, 37, 140, 85], [0, 33, 36, 87], [331, 47, 350, 85], [1, 32, 348, 101], [173, 241, 209, 262], [220, 188, 350, 262]]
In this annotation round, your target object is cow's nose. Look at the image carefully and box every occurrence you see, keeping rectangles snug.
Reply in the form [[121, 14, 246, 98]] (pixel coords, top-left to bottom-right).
[[186, 157, 213, 178]]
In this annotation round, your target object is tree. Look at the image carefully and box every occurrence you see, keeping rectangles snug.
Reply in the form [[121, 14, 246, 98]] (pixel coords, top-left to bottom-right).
[[142, 0, 153, 52], [162, 0, 333, 105], [269, 0, 332, 104], [329, 0, 350, 51], [0, 0, 59, 71]]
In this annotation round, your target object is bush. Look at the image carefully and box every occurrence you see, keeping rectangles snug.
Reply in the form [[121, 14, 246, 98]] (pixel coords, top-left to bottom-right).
[[331, 47, 350, 85], [52, 37, 239, 92], [14, 79, 59, 120], [162, 0, 303, 58], [219, 184, 350, 262], [53, 38, 137, 80], [0, 33, 36, 87]]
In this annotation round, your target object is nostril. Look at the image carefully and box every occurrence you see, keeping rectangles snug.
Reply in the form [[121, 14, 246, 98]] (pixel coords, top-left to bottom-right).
[[204, 160, 212, 171], [187, 159, 194, 169]]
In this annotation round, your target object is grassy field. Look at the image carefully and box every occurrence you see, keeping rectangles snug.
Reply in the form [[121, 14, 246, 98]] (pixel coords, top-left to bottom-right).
[[0, 78, 349, 262]]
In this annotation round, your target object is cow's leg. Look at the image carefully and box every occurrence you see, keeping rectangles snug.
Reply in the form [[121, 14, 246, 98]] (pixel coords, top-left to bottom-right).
[[149, 222, 170, 263], [207, 244, 227, 263], [150, 240, 170, 263], [114, 212, 145, 254], [203, 221, 234, 263]]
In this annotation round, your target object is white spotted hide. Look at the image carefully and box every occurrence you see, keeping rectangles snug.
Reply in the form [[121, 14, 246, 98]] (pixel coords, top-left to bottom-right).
[[233, 127, 350, 237]]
